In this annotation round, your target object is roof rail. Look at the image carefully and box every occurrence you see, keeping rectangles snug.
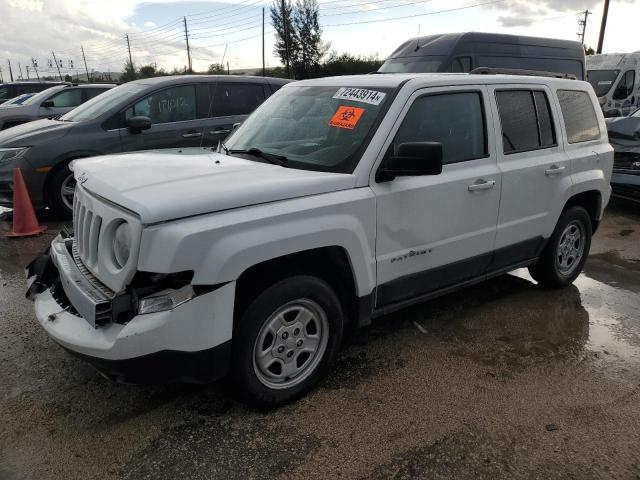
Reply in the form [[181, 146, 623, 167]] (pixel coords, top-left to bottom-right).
[[469, 67, 577, 80]]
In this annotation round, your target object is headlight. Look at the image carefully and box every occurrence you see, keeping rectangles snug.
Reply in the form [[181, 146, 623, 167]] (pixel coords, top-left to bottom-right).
[[0, 147, 29, 166], [138, 285, 195, 314], [112, 221, 132, 268]]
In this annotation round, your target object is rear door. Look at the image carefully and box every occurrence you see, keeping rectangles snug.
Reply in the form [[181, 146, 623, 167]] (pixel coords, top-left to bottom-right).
[[118, 84, 210, 151], [488, 85, 571, 267], [201, 82, 267, 146]]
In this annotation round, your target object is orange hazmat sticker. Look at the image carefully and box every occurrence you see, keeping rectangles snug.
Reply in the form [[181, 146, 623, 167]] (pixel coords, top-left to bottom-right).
[[328, 106, 365, 130]]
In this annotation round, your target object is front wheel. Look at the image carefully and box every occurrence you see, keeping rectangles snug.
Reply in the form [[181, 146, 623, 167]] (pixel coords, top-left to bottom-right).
[[231, 275, 344, 408], [47, 165, 75, 219], [528, 206, 592, 289]]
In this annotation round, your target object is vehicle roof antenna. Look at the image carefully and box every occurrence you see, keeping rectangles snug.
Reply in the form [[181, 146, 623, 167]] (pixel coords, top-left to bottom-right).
[[415, 25, 421, 51]]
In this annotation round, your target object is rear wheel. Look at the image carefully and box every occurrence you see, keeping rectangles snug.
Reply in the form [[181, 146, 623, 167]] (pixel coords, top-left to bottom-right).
[[528, 206, 592, 288], [47, 165, 75, 218], [231, 275, 344, 408]]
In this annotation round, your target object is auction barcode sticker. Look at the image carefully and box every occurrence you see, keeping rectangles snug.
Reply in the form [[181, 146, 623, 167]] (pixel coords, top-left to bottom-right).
[[333, 88, 386, 106]]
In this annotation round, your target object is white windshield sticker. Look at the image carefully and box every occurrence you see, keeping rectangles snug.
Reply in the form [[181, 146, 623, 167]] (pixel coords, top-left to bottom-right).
[[598, 80, 613, 85], [333, 88, 386, 106]]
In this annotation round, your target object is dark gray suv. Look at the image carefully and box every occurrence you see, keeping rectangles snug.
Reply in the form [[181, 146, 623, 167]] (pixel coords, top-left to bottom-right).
[[0, 75, 290, 216]]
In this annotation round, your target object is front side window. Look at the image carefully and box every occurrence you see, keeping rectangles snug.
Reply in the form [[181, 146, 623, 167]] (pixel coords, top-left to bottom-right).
[[224, 85, 394, 173], [557, 90, 600, 143], [85, 88, 110, 100], [587, 69, 620, 96], [496, 90, 556, 154], [613, 70, 636, 100], [125, 85, 196, 124], [60, 83, 147, 122], [393, 92, 486, 164], [212, 83, 265, 117], [47, 88, 83, 108]]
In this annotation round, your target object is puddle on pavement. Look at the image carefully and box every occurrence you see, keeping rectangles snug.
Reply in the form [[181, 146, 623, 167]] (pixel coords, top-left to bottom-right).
[[510, 267, 640, 364]]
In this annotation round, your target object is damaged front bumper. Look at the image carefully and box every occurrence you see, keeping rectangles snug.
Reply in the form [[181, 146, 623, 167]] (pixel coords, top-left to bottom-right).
[[26, 234, 235, 384]]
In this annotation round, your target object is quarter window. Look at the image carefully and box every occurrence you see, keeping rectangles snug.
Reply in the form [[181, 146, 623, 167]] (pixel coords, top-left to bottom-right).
[[557, 90, 600, 143], [392, 92, 487, 164], [613, 70, 636, 100], [126, 85, 196, 124], [496, 90, 556, 154], [212, 83, 265, 116]]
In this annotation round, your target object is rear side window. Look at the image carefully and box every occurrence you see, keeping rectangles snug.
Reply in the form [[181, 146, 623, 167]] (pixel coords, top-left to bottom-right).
[[85, 88, 109, 100], [213, 83, 265, 116], [394, 91, 487, 164], [557, 90, 600, 143], [496, 90, 556, 154]]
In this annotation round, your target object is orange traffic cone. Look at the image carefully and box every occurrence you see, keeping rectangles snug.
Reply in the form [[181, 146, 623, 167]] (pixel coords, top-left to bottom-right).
[[3, 168, 46, 238]]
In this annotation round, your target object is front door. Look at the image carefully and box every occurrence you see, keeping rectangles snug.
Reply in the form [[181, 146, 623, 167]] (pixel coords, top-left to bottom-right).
[[371, 86, 501, 308], [118, 84, 210, 151]]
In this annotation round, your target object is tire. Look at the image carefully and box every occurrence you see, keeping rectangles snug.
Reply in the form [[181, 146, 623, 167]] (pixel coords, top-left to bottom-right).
[[528, 206, 592, 289], [47, 164, 75, 219], [231, 275, 344, 409]]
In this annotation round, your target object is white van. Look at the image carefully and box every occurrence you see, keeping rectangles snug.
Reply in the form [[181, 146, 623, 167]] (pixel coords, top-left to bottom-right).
[[587, 53, 640, 116]]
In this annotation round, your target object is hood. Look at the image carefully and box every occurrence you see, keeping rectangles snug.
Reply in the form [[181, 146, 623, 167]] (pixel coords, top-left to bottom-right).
[[0, 118, 73, 146], [606, 116, 640, 152], [74, 148, 357, 224]]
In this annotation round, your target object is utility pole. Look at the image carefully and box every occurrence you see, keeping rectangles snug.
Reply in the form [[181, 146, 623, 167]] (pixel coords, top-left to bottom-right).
[[126, 34, 133, 69], [18, 62, 23, 80], [183, 16, 192, 73], [7, 60, 13, 82], [81, 45, 91, 83], [227, 62, 230, 75], [262, 7, 266, 76], [597, 0, 610, 54], [281, 0, 291, 79], [578, 10, 591, 45], [25, 65, 30, 80], [0, 67, 3, 83], [51, 51, 63, 81], [32, 58, 40, 81]]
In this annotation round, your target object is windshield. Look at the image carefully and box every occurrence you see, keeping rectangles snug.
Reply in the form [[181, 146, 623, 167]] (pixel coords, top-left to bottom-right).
[[378, 56, 445, 73], [22, 86, 63, 105], [587, 69, 620, 96], [224, 85, 394, 173], [60, 83, 147, 122]]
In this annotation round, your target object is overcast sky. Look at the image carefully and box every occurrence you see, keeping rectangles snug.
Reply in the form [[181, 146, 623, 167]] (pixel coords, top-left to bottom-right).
[[0, 0, 639, 78]]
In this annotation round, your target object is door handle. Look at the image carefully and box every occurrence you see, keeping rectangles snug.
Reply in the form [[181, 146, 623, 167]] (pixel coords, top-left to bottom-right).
[[545, 165, 566, 176], [209, 129, 231, 135], [182, 131, 202, 138], [468, 179, 495, 191]]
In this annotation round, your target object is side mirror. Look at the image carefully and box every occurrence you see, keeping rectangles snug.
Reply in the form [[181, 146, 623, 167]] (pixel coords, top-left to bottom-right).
[[127, 116, 152, 134], [41, 100, 54, 108], [377, 142, 443, 182]]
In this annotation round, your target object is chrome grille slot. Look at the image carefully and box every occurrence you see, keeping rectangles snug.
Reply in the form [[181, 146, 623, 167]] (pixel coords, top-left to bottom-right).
[[88, 215, 102, 268], [73, 189, 104, 273], [76, 205, 86, 256], [82, 210, 92, 261]]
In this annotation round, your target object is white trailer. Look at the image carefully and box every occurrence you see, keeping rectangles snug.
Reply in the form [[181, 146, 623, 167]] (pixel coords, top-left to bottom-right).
[[587, 53, 640, 116]]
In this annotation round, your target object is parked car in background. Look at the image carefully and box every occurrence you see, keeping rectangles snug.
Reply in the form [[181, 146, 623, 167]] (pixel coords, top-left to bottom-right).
[[26, 72, 612, 407], [0, 75, 291, 216], [606, 107, 640, 201], [0, 84, 115, 130], [379, 32, 586, 79], [2, 93, 36, 106], [587, 53, 640, 117], [0, 81, 68, 104]]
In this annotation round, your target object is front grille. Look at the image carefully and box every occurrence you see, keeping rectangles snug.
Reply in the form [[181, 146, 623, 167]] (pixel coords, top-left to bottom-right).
[[73, 193, 103, 270], [71, 243, 115, 299], [613, 152, 640, 171]]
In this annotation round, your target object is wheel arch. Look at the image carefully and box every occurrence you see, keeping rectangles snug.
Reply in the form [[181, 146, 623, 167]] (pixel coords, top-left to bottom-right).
[[42, 151, 100, 207], [562, 189, 602, 233], [233, 246, 362, 330]]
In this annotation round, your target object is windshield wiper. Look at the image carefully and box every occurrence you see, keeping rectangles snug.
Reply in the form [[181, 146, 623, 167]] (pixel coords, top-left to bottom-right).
[[228, 147, 288, 166]]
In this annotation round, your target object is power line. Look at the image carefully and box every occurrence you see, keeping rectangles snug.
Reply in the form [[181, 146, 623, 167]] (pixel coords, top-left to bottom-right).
[[323, 0, 506, 27]]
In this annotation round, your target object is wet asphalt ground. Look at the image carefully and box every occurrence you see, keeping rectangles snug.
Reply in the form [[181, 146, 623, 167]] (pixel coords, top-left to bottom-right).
[[1, 199, 639, 480]]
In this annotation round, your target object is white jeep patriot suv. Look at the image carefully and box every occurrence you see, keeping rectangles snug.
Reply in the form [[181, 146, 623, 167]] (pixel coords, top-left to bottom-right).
[[27, 72, 613, 407]]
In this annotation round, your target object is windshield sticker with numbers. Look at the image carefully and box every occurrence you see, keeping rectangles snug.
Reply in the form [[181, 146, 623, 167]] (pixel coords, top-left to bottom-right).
[[328, 106, 365, 130], [333, 88, 386, 106]]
